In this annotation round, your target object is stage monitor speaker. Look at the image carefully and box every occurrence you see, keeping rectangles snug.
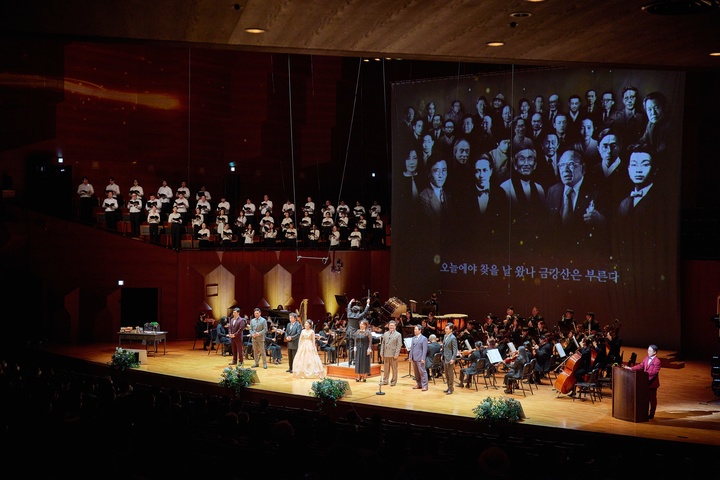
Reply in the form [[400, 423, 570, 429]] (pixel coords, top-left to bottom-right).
[[335, 294, 348, 306]]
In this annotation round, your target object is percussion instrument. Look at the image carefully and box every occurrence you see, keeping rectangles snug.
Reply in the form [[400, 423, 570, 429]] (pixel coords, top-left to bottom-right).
[[380, 297, 407, 321], [436, 314, 468, 332]]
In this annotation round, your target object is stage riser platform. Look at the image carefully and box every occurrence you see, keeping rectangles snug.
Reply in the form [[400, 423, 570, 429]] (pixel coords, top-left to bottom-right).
[[327, 362, 381, 379]]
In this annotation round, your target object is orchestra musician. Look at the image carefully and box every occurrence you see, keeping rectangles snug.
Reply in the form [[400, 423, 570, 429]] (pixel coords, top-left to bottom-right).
[[558, 309, 577, 336], [426, 292, 440, 315], [480, 314, 496, 340], [562, 329, 581, 356], [527, 306, 544, 328], [567, 337, 594, 397], [529, 318, 549, 344], [426, 334, 442, 378], [502, 306, 518, 329], [316, 325, 336, 363], [195, 312, 214, 350], [458, 341, 483, 389], [458, 320, 483, 348], [503, 345, 529, 394], [422, 311, 438, 339], [266, 322, 284, 364], [531, 334, 554, 384], [582, 312, 600, 335], [605, 325, 623, 369]]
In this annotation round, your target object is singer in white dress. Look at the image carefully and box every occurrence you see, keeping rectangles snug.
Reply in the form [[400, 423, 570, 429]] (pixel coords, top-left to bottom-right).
[[292, 320, 325, 379]]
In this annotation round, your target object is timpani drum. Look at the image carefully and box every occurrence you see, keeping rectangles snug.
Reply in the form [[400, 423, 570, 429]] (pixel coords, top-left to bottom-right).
[[380, 297, 407, 321], [436, 314, 468, 332]]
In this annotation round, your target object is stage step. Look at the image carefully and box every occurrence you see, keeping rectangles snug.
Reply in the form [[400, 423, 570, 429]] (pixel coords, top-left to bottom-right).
[[660, 352, 685, 369], [326, 362, 381, 379]]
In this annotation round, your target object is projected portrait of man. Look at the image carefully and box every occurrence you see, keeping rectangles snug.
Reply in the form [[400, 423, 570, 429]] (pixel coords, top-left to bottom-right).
[[545, 149, 607, 256], [464, 155, 509, 241], [419, 157, 449, 219]]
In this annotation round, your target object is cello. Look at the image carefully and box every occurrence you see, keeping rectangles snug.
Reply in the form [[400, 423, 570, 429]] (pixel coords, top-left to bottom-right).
[[554, 351, 582, 394]]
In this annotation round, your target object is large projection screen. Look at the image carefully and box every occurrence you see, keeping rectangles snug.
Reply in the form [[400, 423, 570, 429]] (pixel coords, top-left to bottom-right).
[[390, 67, 684, 350]]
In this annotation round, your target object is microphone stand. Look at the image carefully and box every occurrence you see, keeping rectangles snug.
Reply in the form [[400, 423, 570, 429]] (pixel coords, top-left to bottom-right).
[[376, 366, 385, 395]]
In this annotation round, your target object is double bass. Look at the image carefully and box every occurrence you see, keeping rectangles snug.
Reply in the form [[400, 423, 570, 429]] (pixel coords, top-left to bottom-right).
[[554, 351, 582, 394]]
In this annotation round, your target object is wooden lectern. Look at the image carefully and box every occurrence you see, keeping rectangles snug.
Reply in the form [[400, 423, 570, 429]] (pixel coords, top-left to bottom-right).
[[612, 366, 649, 422]]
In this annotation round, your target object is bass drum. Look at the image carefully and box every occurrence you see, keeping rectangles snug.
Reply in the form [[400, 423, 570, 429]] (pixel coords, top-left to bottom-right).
[[380, 297, 407, 322]]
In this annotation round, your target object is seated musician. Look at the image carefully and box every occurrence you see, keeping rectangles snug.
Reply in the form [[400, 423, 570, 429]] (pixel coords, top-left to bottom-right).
[[582, 312, 600, 335], [316, 325, 337, 363], [426, 334, 442, 378], [568, 337, 594, 397], [503, 346, 529, 394], [265, 322, 284, 365], [496, 330, 512, 359], [216, 316, 232, 356], [195, 312, 213, 350], [558, 309, 576, 336], [605, 328, 623, 369], [458, 341, 483, 388], [458, 321, 483, 348], [422, 311, 438, 338], [563, 330, 580, 356], [531, 334, 554, 384], [531, 319, 549, 343], [481, 338, 502, 375]]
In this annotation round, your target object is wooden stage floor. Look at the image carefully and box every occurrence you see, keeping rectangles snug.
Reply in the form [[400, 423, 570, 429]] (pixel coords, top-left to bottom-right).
[[42, 340, 720, 449]]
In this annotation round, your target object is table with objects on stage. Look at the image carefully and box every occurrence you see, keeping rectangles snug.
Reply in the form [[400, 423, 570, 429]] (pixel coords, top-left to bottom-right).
[[117, 330, 168, 355]]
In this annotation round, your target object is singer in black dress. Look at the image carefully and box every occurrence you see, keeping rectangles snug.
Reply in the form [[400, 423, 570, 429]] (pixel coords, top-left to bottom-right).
[[354, 319, 373, 381]]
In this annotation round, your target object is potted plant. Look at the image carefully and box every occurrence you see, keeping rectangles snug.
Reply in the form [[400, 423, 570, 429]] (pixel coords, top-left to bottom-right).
[[110, 347, 140, 371], [472, 396, 524, 425], [219, 365, 256, 395], [144, 321, 160, 332], [310, 377, 349, 409]]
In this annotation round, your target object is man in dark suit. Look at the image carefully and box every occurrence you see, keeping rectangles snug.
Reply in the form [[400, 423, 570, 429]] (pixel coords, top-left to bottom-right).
[[227, 308, 247, 366], [409, 324, 429, 391], [284, 312, 302, 373], [419, 158, 450, 220], [545, 149, 608, 256], [442, 324, 459, 394], [464, 155, 510, 243]]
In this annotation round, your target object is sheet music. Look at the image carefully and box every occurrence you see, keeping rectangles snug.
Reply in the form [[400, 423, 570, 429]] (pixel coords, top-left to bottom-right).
[[403, 337, 413, 350], [464, 339, 472, 351], [507, 342, 516, 353], [555, 343, 566, 358], [487, 348, 502, 364]]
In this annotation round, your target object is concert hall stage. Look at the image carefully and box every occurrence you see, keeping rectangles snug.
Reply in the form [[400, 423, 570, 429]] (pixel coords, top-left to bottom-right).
[[36, 340, 720, 455]]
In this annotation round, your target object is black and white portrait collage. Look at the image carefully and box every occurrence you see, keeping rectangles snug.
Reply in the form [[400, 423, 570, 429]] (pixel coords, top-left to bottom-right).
[[390, 67, 685, 349]]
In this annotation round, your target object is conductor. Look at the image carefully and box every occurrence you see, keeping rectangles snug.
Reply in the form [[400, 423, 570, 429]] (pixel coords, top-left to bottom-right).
[[347, 297, 371, 366]]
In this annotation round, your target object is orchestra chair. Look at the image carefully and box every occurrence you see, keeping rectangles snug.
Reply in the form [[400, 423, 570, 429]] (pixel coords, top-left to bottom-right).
[[192, 328, 207, 350], [429, 352, 444, 385], [484, 361, 499, 390], [207, 328, 218, 355], [574, 368, 601, 403], [512, 360, 536, 397], [471, 358, 489, 391]]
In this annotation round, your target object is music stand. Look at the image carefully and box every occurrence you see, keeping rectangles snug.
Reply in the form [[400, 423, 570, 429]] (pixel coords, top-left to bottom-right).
[[402, 337, 414, 379]]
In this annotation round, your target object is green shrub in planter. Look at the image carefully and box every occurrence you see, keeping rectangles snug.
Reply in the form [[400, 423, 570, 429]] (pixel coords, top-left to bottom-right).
[[310, 377, 349, 408], [472, 396, 524, 424], [110, 347, 140, 371], [219, 366, 256, 395]]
